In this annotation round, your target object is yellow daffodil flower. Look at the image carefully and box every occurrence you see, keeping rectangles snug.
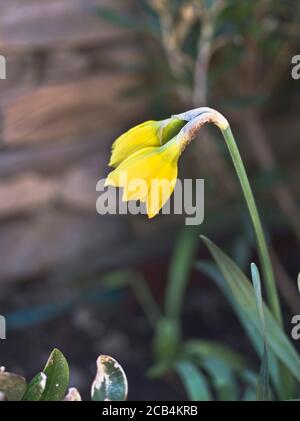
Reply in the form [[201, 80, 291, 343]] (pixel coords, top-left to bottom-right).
[[105, 107, 229, 218], [109, 118, 185, 168], [105, 137, 181, 218]]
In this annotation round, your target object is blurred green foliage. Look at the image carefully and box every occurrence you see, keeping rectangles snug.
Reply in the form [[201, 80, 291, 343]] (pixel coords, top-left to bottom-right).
[[95, 0, 299, 111]]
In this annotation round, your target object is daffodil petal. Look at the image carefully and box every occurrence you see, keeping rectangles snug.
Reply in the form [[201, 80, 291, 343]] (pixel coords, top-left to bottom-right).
[[109, 121, 161, 168], [105, 137, 181, 217], [122, 178, 149, 202], [146, 164, 178, 218]]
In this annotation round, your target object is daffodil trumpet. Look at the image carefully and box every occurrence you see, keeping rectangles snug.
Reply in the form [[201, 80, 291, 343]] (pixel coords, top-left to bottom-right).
[[108, 117, 186, 168], [105, 106, 281, 325]]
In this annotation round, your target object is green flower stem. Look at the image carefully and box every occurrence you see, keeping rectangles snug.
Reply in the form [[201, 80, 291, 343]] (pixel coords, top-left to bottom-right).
[[178, 108, 281, 324], [221, 125, 282, 326]]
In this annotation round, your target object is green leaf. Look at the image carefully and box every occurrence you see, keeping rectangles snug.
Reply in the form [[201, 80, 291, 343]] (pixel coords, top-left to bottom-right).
[[22, 372, 46, 401], [40, 348, 69, 401], [202, 359, 238, 401], [200, 236, 300, 385], [0, 371, 26, 401], [183, 339, 246, 371], [183, 340, 245, 401], [153, 318, 181, 362], [175, 361, 211, 401], [196, 259, 281, 391], [256, 343, 270, 401], [251, 263, 265, 331], [240, 369, 258, 401], [147, 360, 171, 379], [165, 226, 199, 321], [242, 387, 256, 401], [91, 356, 127, 401], [251, 263, 270, 401]]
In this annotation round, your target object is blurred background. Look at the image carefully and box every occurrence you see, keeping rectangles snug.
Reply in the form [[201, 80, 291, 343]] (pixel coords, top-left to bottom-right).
[[0, 0, 299, 400]]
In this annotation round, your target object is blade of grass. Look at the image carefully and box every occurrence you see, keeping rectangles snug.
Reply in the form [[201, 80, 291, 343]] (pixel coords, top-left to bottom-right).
[[250, 263, 270, 401], [183, 339, 246, 371], [183, 340, 246, 400], [241, 370, 258, 401], [196, 259, 278, 379], [199, 236, 300, 398], [197, 259, 292, 399], [175, 361, 212, 401], [202, 359, 238, 401]]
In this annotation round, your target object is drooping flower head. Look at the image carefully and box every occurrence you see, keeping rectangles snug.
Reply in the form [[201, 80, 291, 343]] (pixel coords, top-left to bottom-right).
[[106, 108, 228, 218]]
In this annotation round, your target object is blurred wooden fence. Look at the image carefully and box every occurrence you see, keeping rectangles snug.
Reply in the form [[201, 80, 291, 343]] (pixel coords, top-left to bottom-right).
[[0, 0, 146, 283]]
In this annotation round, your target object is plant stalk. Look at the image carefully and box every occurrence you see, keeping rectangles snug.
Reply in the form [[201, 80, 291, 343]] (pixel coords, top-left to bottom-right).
[[176, 108, 282, 325], [221, 126, 282, 326]]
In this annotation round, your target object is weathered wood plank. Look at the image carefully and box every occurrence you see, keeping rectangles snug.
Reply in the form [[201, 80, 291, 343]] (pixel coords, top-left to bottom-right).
[[0, 208, 122, 282], [2, 74, 144, 145], [0, 175, 58, 216], [0, 0, 133, 54], [0, 136, 107, 177], [0, 155, 108, 216]]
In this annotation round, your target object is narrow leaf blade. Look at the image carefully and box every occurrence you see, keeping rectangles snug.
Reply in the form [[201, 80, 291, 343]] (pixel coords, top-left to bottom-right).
[[201, 236, 300, 383], [176, 361, 211, 401], [250, 263, 270, 401]]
